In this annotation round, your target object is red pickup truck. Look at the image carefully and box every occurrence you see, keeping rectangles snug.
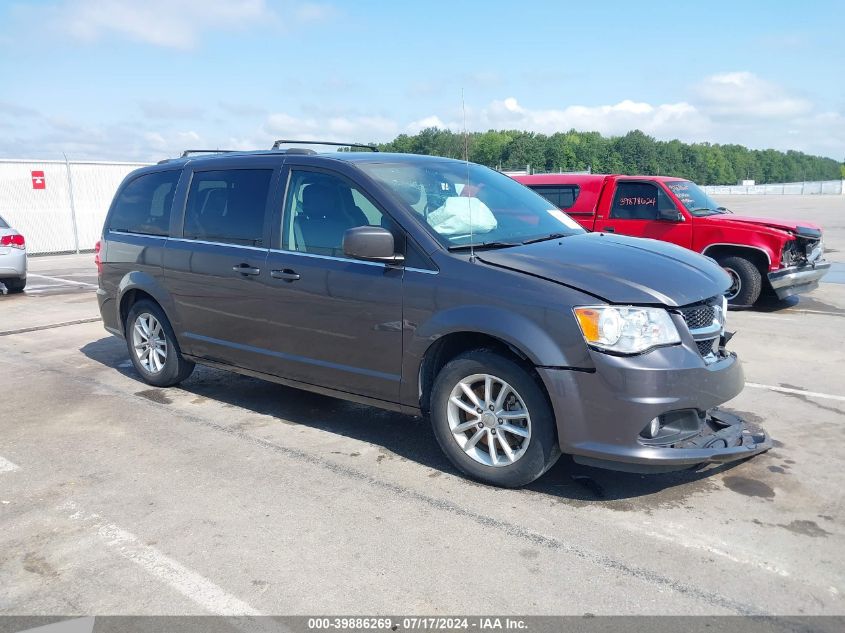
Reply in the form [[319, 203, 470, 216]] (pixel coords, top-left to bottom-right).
[[513, 174, 829, 306]]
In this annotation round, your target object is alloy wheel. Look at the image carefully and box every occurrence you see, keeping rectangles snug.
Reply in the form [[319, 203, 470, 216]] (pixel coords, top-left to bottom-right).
[[446, 373, 532, 467], [132, 312, 168, 374]]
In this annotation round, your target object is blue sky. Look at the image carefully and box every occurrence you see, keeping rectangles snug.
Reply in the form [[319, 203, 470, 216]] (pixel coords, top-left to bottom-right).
[[1, 0, 843, 161]]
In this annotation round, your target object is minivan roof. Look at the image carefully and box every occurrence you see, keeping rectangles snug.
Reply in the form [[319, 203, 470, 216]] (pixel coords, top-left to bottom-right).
[[157, 150, 467, 168]]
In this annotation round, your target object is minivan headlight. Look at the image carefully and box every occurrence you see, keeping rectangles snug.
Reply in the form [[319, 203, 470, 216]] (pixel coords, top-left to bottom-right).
[[573, 306, 681, 354]]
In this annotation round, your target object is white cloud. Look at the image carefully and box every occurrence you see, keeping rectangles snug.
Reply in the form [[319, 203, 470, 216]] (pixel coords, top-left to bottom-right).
[[407, 115, 447, 133], [42, 0, 335, 49], [478, 97, 710, 140], [693, 71, 812, 119], [264, 112, 398, 142]]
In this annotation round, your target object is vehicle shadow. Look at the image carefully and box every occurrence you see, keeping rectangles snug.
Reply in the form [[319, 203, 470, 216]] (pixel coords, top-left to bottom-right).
[[736, 293, 843, 315], [80, 336, 749, 505], [736, 294, 799, 313]]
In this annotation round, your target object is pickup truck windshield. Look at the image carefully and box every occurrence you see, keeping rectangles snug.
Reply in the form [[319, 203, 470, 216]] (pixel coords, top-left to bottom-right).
[[360, 161, 585, 248], [665, 180, 727, 217]]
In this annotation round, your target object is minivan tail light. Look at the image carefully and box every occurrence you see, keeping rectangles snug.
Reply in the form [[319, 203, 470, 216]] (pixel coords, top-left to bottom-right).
[[1, 233, 25, 249], [94, 240, 102, 274]]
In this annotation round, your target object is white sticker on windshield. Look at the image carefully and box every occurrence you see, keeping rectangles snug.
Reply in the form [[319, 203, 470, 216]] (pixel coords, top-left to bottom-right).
[[547, 209, 581, 230]]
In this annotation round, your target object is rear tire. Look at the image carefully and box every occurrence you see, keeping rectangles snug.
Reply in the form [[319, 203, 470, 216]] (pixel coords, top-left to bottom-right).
[[717, 255, 762, 306], [2, 278, 25, 293], [125, 299, 194, 387], [430, 350, 559, 488]]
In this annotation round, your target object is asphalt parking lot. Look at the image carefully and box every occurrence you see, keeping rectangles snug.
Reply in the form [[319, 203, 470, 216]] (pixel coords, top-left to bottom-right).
[[1, 195, 843, 617]]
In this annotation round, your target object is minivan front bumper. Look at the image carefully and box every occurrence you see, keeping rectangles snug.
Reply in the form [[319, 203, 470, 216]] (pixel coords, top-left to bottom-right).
[[538, 344, 771, 472]]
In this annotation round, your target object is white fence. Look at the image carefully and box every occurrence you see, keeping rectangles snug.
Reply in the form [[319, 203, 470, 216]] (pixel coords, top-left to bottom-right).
[[702, 179, 845, 195], [0, 159, 151, 254]]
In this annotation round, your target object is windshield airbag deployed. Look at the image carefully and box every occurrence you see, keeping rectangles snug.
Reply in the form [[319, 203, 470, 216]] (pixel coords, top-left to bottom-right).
[[428, 197, 497, 236]]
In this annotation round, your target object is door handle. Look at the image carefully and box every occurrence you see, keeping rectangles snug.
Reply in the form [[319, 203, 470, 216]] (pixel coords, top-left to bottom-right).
[[233, 264, 261, 276], [602, 227, 615, 232], [271, 269, 301, 282]]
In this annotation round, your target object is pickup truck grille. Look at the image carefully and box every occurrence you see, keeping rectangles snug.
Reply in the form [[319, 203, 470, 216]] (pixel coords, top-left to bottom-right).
[[678, 297, 723, 361]]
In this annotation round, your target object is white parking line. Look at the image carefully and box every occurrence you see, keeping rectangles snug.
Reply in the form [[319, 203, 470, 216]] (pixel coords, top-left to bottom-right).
[[27, 273, 97, 288], [782, 309, 844, 317], [0, 455, 20, 473], [60, 500, 264, 617], [745, 382, 845, 403]]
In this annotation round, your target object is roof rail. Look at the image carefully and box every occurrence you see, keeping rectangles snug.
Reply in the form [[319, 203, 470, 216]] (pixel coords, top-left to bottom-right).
[[180, 149, 237, 158], [271, 139, 379, 152]]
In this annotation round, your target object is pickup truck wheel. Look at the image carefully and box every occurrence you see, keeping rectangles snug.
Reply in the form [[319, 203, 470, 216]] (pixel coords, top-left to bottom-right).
[[717, 256, 762, 306], [430, 350, 558, 488], [125, 300, 195, 387]]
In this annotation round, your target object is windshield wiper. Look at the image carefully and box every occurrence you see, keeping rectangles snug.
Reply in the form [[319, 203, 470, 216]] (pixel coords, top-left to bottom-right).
[[522, 232, 568, 245], [448, 241, 519, 251]]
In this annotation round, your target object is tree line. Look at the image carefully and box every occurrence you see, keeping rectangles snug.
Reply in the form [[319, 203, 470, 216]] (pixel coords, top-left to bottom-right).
[[376, 128, 844, 185]]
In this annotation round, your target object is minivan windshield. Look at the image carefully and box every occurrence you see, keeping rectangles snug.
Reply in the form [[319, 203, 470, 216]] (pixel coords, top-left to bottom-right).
[[665, 180, 728, 217], [360, 161, 585, 248]]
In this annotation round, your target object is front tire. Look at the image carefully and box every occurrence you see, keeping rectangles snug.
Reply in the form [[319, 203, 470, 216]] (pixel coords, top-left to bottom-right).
[[125, 299, 194, 387], [430, 350, 559, 488], [717, 255, 762, 306]]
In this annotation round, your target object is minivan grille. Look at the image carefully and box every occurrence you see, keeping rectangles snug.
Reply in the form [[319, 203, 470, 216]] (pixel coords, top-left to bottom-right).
[[679, 296, 722, 360], [696, 338, 718, 356], [679, 304, 716, 330]]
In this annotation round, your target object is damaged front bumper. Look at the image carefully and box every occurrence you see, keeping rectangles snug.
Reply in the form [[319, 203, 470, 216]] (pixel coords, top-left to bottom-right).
[[769, 261, 831, 299], [538, 333, 772, 473], [588, 408, 772, 473], [565, 408, 771, 474]]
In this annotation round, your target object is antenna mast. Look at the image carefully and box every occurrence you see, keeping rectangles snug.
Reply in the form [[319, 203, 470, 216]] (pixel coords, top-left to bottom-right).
[[462, 89, 474, 262]]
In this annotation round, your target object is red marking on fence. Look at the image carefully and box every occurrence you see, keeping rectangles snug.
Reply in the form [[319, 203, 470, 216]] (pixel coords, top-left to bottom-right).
[[31, 171, 46, 190]]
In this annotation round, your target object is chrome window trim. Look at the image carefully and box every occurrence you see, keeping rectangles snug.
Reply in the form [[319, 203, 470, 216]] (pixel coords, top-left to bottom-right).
[[267, 248, 439, 274], [701, 243, 772, 266], [268, 248, 383, 267], [108, 229, 167, 240], [167, 236, 268, 251]]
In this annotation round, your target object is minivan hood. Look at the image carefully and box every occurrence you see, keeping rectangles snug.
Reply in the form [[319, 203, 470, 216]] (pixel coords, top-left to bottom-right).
[[476, 233, 730, 307], [700, 213, 821, 233]]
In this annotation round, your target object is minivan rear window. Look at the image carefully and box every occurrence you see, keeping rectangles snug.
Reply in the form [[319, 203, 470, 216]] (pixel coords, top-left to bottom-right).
[[183, 169, 273, 247], [109, 170, 180, 236]]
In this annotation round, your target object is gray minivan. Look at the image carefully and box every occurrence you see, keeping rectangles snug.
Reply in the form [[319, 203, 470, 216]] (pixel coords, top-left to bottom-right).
[[96, 145, 770, 487]]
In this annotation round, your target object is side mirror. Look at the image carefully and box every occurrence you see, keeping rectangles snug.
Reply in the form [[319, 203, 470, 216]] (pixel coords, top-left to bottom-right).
[[343, 226, 404, 264], [658, 208, 683, 222]]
